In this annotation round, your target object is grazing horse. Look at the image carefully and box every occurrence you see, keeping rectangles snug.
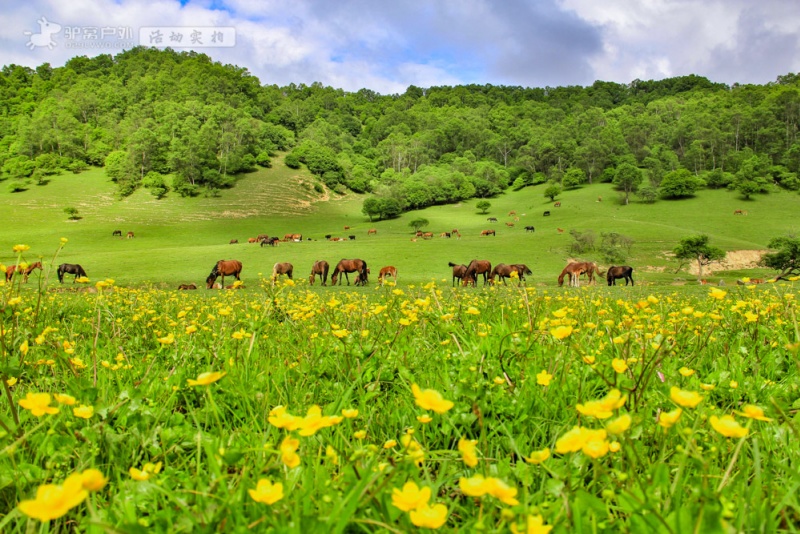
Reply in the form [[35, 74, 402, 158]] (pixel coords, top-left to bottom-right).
[[607, 266, 634, 286], [112, 230, 122, 237], [464, 259, 492, 286], [349, 235, 356, 241], [367, 229, 377, 235], [309, 260, 330, 286], [558, 262, 601, 287], [511, 264, 532, 282], [4, 265, 18, 282], [126, 231, 135, 239], [378, 266, 397, 285], [525, 226, 535, 232], [343, 226, 351, 230], [508, 211, 516, 216], [733, 209, 748, 215], [440, 232, 451, 238], [448, 262, 468, 287], [22, 262, 43, 283], [422, 232, 434, 239], [57, 263, 87, 283], [331, 259, 369, 286], [206, 260, 242, 289], [481, 229, 496, 237], [271, 262, 293, 283], [261, 237, 279, 247], [554, 202, 561, 207], [248, 237, 258, 244], [177, 283, 197, 290], [489, 263, 515, 285], [505, 222, 514, 227], [543, 211, 551, 217], [487, 217, 498, 223], [257, 234, 270, 241], [229, 239, 238, 244]]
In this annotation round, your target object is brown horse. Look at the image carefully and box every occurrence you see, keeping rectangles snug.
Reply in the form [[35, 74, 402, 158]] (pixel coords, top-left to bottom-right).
[[331, 259, 369, 286], [480, 229, 496, 237], [352, 268, 371, 287], [229, 239, 238, 244], [272, 262, 293, 283], [22, 262, 43, 283], [367, 229, 377, 235], [4, 265, 18, 282], [126, 231, 135, 239], [206, 260, 242, 289], [378, 266, 397, 285], [448, 262, 467, 287], [464, 259, 492, 286], [558, 262, 600, 287], [489, 263, 514, 285], [606, 266, 634, 286], [177, 283, 197, 290], [309, 260, 330, 286]]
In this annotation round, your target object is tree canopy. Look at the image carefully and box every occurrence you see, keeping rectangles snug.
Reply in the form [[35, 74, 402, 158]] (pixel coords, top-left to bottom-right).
[[1, 49, 800, 214], [673, 235, 726, 279]]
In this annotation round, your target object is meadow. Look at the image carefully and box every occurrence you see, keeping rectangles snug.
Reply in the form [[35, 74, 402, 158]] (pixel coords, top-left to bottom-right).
[[0, 155, 795, 288], [1, 162, 800, 532]]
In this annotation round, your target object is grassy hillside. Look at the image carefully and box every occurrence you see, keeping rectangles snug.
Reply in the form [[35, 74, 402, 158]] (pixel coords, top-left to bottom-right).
[[1, 159, 794, 287]]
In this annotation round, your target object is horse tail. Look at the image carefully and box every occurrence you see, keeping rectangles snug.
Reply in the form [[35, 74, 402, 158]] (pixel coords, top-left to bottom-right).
[[448, 262, 457, 267]]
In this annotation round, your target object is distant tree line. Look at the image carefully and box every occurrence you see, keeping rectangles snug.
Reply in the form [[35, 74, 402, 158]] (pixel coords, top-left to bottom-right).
[[2, 48, 800, 210]]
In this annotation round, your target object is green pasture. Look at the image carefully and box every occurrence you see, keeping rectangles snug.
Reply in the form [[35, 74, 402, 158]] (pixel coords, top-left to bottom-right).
[[1, 158, 794, 288]]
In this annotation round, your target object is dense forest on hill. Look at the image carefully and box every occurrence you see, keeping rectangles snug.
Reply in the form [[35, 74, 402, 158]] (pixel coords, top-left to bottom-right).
[[1, 47, 799, 215]]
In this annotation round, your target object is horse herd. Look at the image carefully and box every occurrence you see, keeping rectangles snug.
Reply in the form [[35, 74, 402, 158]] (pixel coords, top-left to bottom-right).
[[196, 258, 379, 289], [557, 262, 634, 287]]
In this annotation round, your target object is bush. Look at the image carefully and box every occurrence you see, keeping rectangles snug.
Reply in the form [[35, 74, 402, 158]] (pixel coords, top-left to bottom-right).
[[7, 180, 27, 193], [285, 153, 301, 169], [256, 151, 272, 168], [2, 156, 35, 179]]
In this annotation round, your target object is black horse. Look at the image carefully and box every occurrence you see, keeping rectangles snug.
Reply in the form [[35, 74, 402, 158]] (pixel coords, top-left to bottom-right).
[[57, 263, 87, 283], [607, 266, 634, 286]]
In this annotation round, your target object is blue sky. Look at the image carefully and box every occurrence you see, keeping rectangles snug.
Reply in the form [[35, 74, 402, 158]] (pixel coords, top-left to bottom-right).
[[2, 0, 799, 93]]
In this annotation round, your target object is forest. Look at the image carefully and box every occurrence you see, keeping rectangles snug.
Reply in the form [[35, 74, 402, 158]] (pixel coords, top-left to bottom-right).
[[1, 47, 799, 215]]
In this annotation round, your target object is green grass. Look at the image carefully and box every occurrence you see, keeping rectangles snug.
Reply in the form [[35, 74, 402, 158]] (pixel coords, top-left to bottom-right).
[[1, 160, 795, 287]]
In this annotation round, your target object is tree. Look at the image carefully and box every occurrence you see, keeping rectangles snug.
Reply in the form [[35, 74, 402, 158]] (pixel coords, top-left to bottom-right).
[[761, 235, 800, 279], [362, 197, 381, 221], [562, 167, 586, 189], [673, 234, 726, 280], [636, 185, 659, 203], [613, 163, 643, 205], [543, 183, 561, 201], [476, 200, 491, 214], [408, 218, 429, 232], [659, 169, 705, 198], [64, 207, 79, 220]]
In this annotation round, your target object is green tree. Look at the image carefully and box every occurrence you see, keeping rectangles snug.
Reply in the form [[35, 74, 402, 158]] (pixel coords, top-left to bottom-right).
[[760, 235, 800, 279], [408, 218, 430, 232], [362, 197, 381, 221], [659, 169, 705, 198], [613, 163, 643, 205], [543, 183, 561, 201], [673, 234, 726, 280], [562, 167, 586, 189], [476, 200, 491, 214]]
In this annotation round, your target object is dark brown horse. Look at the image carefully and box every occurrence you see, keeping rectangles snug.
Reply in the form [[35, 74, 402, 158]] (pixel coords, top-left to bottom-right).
[[331, 259, 368, 286], [489, 263, 514, 285], [378, 266, 397, 285], [448, 262, 467, 287], [464, 259, 492, 286], [272, 262, 293, 283], [57, 263, 87, 283], [511, 264, 533, 282], [177, 283, 197, 290], [206, 260, 242, 289], [606, 266, 634, 286], [480, 229, 496, 237], [4, 265, 17, 282], [309, 260, 329, 286]]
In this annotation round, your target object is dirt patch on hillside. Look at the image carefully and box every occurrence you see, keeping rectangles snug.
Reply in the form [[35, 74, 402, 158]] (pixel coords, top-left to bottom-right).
[[689, 250, 765, 275]]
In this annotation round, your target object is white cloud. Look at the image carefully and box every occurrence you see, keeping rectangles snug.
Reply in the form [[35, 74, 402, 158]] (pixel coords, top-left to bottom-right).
[[1, 0, 797, 92]]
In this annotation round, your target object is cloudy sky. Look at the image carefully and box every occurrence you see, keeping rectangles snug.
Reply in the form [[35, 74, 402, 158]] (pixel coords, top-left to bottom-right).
[[2, 0, 798, 94]]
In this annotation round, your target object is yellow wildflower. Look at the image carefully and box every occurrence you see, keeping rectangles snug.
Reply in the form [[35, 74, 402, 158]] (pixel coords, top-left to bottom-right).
[[280, 436, 301, 468], [249, 479, 284, 505], [605, 414, 632, 435], [458, 438, 479, 467], [670, 387, 703, 408], [510, 514, 553, 534], [409, 503, 448, 529], [342, 408, 359, 418], [709, 415, 748, 438], [550, 325, 573, 340], [524, 448, 550, 465], [536, 370, 553, 386], [73, 405, 94, 419], [391, 481, 431, 512], [658, 408, 683, 428], [411, 384, 454, 414], [17, 474, 88, 521], [54, 393, 77, 406], [738, 405, 772, 421], [19, 393, 59, 416], [187, 371, 226, 387]]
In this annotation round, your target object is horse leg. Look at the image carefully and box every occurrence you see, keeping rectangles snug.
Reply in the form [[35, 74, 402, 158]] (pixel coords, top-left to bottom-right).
[[345, 272, 350, 286]]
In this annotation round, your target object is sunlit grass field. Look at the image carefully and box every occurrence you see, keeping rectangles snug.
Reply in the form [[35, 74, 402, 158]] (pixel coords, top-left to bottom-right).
[[1, 162, 800, 531]]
